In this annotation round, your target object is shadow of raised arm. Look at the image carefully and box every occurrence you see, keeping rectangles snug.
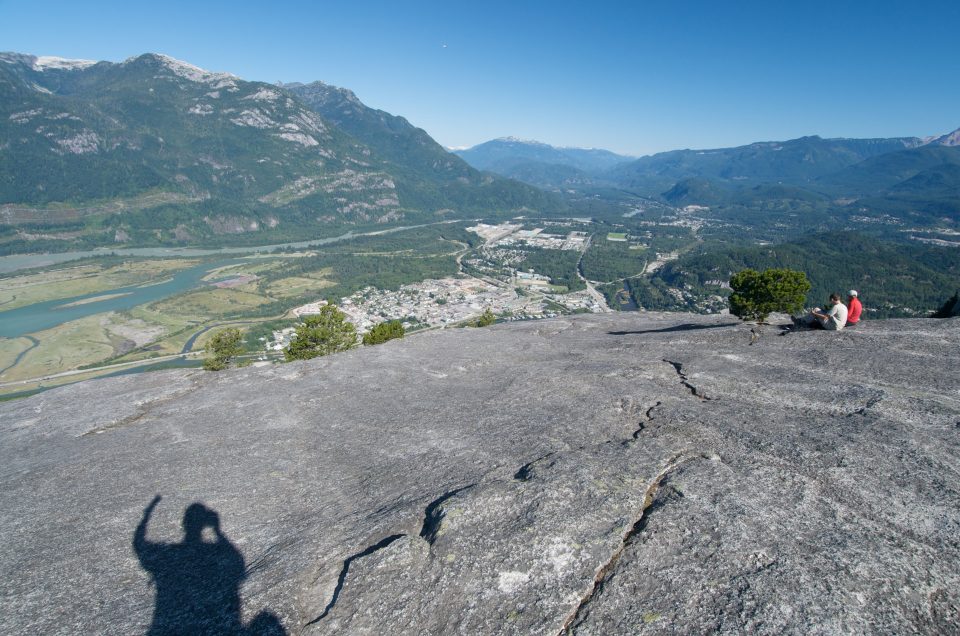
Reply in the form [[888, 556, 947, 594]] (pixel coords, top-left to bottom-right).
[[133, 495, 162, 561]]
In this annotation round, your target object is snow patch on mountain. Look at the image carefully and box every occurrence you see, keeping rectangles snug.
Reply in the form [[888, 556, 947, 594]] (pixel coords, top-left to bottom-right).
[[137, 53, 238, 86], [934, 128, 960, 147], [498, 136, 550, 146], [33, 56, 97, 71]]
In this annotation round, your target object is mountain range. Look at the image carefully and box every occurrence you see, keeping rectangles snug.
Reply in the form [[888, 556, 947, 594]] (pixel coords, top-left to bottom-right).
[[2, 51, 958, 255], [453, 137, 635, 187], [458, 132, 960, 191], [0, 53, 555, 253], [457, 131, 960, 228]]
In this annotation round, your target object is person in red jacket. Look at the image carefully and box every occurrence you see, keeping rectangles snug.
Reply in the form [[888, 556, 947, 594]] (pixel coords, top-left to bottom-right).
[[846, 290, 862, 326]]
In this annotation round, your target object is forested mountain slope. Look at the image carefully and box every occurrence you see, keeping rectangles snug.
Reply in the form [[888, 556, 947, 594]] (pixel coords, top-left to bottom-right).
[[0, 53, 556, 253]]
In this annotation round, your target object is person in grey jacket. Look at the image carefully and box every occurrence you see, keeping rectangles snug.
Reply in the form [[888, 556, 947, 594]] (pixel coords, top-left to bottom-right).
[[809, 293, 848, 330]]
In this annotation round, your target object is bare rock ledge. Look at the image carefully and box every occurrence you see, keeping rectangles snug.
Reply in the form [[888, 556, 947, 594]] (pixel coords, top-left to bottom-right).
[[1, 312, 958, 634]]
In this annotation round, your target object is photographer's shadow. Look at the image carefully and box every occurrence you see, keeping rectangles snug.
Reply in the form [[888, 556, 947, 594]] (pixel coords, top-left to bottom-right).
[[133, 496, 286, 635]]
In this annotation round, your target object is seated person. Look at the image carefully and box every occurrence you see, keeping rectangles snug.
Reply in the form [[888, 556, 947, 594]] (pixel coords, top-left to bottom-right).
[[846, 290, 862, 326], [809, 293, 848, 330]]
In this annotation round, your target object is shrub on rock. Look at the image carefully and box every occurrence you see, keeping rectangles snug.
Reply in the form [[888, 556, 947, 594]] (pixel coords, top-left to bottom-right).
[[363, 320, 405, 346], [203, 328, 244, 371], [284, 305, 357, 361], [473, 308, 496, 327], [933, 291, 959, 318], [729, 268, 810, 323]]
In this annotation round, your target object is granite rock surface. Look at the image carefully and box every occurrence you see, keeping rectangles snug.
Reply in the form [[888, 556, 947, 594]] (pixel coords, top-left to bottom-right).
[[1, 313, 958, 634]]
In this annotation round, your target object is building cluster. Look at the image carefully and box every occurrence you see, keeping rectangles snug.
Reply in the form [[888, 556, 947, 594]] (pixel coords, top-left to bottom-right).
[[335, 277, 518, 332], [492, 227, 588, 251], [267, 274, 607, 355], [467, 223, 588, 251], [466, 223, 523, 243], [464, 223, 591, 288], [543, 290, 605, 313], [261, 222, 614, 355]]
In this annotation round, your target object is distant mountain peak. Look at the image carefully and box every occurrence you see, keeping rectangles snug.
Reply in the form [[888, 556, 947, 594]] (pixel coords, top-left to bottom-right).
[[278, 80, 364, 108], [496, 136, 550, 146], [454, 137, 636, 187], [125, 53, 238, 84], [0, 50, 555, 247], [0, 52, 98, 71], [930, 127, 960, 147]]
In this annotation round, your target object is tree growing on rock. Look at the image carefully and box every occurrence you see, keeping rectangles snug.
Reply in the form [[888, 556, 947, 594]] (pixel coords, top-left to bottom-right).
[[203, 328, 244, 371], [729, 268, 810, 323], [363, 320, 405, 346], [933, 290, 959, 318], [473, 308, 497, 327], [284, 305, 357, 361]]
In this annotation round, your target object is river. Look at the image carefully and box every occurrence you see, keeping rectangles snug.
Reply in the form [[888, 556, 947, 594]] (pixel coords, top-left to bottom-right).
[[0, 221, 458, 274], [0, 258, 247, 339]]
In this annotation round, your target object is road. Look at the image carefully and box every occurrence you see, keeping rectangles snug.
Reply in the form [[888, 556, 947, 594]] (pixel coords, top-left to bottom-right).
[[0, 351, 202, 391], [575, 235, 611, 312]]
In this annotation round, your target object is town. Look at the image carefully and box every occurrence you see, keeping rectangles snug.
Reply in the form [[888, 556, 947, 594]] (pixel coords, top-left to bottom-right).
[[265, 222, 607, 353]]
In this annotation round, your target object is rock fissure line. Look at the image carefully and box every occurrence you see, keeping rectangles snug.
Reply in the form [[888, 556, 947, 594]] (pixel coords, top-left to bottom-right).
[[644, 402, 661, 421], [305, 483, 479, 626], [557, 452, 718, 635], [847, 393, 884, 417], [303, 411, 710, 630], [663, 359, 714, 400], [81, 380, 203, 436], [631, 401, 663, 440], [91, 410, 147, 435], [514, 452, 557, 482], [304, 533, 406, 626], [246, 537, 296, 577], [420, 484, 476, 545]]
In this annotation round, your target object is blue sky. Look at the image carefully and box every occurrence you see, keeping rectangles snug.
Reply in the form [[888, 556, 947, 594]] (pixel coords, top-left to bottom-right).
[[2, 0, 958, 155]]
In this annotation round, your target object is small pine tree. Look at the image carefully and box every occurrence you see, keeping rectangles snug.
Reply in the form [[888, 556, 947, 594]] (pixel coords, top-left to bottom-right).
[[729, 268, 811, 323], [284, 305, 357, 361], [363, 320, 405, 345], [933, 290, 959, 318], [474, 308, 496, 327], [203, 328, 244, 371]]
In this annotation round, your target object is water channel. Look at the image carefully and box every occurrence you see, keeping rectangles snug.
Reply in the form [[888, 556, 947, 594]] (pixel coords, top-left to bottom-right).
[[0, 222, 453, 340], [0, 222, 459, 384], [0, 258, 247, 339]]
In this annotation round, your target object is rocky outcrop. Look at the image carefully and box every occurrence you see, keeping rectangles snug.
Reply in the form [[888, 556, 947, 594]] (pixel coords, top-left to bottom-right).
[[1, 313, 958, 634]]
